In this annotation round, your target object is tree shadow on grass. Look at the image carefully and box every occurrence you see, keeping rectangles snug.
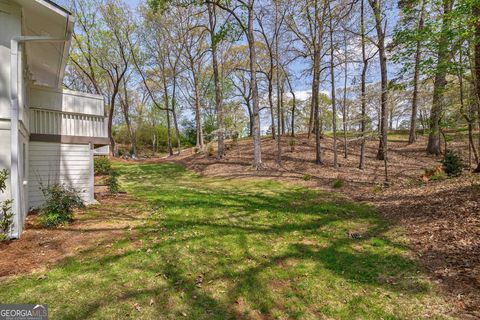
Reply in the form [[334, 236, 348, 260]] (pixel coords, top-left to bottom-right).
[[0, 163, 446, 319]]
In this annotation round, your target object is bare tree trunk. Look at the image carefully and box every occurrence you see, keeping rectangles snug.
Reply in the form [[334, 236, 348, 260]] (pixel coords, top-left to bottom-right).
[[152, 134, 157, 154], [247, 0, 263, 169], [281, 82, 286, 134], [275, 1, 282, 163], [208, 3, 225, 159], [474, 2, 480, 172], [458, 51, 479, 168], [162, 78, 173, 156], [246, 101, 254, 137], [108, 89, 119, 157], [389, 111, 394, 130], [408, 0, 426, 144], [193, 74, 205, 150], [172, 77, 181, 154], [328, 0, 338, 168], [427, 0, 453, 155], [342, 34, 348, 159], [369, 0, 389, 181], [313, 57, 322, 164], [286, 73, 296, 137], [370, 0, 388, 161], [276, 78, 282, 163], [308, 81, 315, 139], [359, 0, 367, 170], [268, 77, 276, 139], [313, 0, 326, 165], [467, 105, 479, 166], [121, 81, 137, 157]]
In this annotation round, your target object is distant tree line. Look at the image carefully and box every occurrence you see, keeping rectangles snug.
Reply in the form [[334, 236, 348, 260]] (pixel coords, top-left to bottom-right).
[[64, 0, 480, 175]]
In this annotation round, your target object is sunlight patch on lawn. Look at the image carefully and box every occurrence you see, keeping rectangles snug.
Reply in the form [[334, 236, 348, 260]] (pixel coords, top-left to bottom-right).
[[0, 162, 454, 319]]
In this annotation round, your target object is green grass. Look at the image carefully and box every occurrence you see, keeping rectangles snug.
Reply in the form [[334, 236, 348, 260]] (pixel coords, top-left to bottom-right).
[[0, 163, 453, 319]]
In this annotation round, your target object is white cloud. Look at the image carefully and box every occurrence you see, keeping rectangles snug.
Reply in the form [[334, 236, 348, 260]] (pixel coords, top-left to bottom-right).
[[285, 89, 330, 101]]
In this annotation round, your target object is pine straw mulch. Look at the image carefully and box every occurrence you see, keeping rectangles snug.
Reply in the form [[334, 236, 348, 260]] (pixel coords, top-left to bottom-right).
[[140, 134, 479, 319], [361, 174, 480, 318], [0, 193, 146, 278]]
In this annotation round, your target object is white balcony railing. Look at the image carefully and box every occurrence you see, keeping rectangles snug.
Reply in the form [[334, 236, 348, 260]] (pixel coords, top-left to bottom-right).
[[28, 86, 108, 140], [30, 108, 108, 138]]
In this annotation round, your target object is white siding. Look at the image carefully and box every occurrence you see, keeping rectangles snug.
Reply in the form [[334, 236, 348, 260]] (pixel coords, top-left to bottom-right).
[[28, 142, 94, 209], [0, 1, 21, 120], [0, 121, 11, 200]]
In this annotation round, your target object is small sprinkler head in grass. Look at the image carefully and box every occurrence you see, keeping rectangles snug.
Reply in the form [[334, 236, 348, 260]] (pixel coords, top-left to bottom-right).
[[347, 231, 363, 239]]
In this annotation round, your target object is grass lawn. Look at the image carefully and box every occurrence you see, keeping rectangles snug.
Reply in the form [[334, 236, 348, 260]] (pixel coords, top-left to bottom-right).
[[0, 163, 453, 319]]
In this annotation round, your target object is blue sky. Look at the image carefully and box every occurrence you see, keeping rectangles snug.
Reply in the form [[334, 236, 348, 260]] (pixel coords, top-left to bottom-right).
[[58, 0, 397, 96], [57, 0, 402, 132], [57, 0, 140, 9]]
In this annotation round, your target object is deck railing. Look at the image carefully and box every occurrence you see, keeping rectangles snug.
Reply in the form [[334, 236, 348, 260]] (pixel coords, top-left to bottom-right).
[[30, 108, 108, 138]]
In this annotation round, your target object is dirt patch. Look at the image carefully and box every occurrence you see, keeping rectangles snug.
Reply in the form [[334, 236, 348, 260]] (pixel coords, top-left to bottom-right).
[[0, 194, 145, 278], [127, 134, 479, 318]]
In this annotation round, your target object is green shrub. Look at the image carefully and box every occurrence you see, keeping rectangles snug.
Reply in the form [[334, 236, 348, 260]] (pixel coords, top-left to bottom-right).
[[0, 199, 13, 239], [441, 150, 463, 177], [0, 169, 13, 241], [106, 170, 120, 194], [303, 174, 312, 181], [39, 184, 85, 228], [94, 157, 112, 175], [332, 178, 345, 189], [0, 169, 7, 191], [94, 157, 121, 194]]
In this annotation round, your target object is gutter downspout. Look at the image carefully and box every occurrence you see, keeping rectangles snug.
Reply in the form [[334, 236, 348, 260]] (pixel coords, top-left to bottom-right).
[[10, 36, 68, 238]]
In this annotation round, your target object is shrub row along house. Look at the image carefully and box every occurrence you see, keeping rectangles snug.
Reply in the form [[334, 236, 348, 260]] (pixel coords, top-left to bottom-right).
[[0, 0, 109, 238]]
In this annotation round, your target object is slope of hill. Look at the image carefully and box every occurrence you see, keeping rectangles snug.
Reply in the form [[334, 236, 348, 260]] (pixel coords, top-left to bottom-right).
[[157, 133, 480, 318]]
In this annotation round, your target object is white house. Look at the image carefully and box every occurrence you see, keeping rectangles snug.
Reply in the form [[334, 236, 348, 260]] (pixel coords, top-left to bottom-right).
[[0, 0, 109, 238]]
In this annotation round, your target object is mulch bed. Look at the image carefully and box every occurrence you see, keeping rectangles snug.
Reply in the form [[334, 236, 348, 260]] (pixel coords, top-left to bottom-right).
[[0, 194, 144, 278], [364, 177, 480, 319]]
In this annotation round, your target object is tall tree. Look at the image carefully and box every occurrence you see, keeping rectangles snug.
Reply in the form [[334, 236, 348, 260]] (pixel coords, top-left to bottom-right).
[[286, 0, 328, 164], [359, 0, 368, 170], [257, 8, 277, 141], [328, 0, 338, 168], [274, 0, 287, 163], [68, 0, 105, 95], [427, 0, 454, 155], [119, 75, 138, 157], [474, 1, 480, 172], [408, 0, 426, 144], [211, 0, 264, 169], [342, 34, 349, 159], [368, 0, 389, 181], [95, 0, 132, 155], [207, 2, 226, 159]]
